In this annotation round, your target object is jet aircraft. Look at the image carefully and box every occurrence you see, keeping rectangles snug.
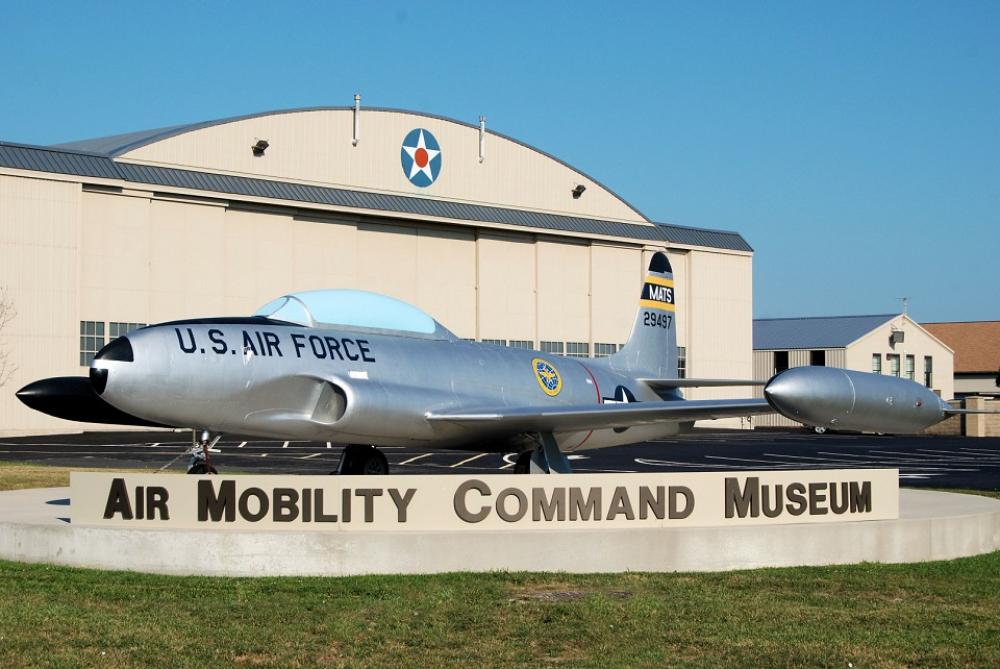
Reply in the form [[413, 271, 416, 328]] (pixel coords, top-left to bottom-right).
[[17, 253, 976, 474]]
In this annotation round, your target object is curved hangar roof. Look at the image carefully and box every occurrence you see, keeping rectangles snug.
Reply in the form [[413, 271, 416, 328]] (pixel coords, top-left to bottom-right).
[[56, 107, 646, 224], [0, 107, 752, 252]]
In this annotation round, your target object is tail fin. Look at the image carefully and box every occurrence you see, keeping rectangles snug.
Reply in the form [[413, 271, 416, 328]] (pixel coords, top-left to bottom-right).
[[607, 251, 677, 377]]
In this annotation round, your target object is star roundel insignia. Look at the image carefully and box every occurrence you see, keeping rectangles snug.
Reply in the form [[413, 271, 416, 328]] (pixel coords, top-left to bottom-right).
[[400, 128, 442, 188], [532, 358, 563, 397]]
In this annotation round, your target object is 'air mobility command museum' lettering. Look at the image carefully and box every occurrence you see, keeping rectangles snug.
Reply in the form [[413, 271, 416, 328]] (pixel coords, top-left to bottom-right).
[[88, 471, 889, 530]]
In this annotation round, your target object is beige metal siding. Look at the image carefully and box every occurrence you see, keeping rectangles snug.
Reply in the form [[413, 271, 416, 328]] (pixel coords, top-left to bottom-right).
[[415, 228, 476, 338], [476, 233, 536, 342], [537, 240, 590, 344], [80, 191, 151, 323], [590, 244, 642, 347], [0, 175, 82, 433], [668, 250, 689, 350], [683, 251, 753, 427], [120, 109, 647, 223]]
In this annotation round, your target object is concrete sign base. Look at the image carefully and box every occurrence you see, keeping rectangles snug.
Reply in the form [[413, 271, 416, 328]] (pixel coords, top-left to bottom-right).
[[0, 486, 997, 577]]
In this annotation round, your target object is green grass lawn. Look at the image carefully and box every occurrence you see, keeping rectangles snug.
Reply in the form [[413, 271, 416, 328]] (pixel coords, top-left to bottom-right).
[[0, 463, 997, 668]]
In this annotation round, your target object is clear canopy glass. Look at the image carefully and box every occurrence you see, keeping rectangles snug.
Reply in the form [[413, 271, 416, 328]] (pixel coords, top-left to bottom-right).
[[254, 289, 447, 336]]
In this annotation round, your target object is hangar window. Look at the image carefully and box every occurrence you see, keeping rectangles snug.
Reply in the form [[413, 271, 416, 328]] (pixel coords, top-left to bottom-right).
[[566, 342, 590, 358], [905, 355, 915, 381], [924, 356, 933, 387], [481, 339, 506, 346], [810, 350, 826, 366], [594, 343, 617, 358], [887, 354, 901, 377], [872, 354, 882, 374], [80, 321, 105, 366], [541, 341, 564, 355], [677, 346, 687, 378], [109, 322, 147, 338], [509, 340, 534, 349], [774, 351, 789, 374]]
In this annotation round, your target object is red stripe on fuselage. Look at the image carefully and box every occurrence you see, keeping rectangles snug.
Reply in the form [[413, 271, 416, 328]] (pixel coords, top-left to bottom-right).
[[566, 361, 602, 451]]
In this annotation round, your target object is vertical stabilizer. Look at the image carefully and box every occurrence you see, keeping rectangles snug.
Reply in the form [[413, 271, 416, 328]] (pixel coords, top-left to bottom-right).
[[607, 251, 677, 377]]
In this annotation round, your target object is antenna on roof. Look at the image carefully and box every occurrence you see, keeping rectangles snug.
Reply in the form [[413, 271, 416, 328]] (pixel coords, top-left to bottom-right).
[[897, 297, 908, 316], [352, 93, 361, 147]]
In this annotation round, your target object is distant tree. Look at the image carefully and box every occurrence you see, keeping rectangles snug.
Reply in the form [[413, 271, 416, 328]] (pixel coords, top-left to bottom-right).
[[0, 287, 15, 388]]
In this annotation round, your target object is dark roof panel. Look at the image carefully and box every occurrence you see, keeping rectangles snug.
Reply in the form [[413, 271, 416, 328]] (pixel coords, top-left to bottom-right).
[[0, 142, 119, 179], [0, 140, 752, 252], [656, 222, 753, 252], [753, 314, 899, 350]]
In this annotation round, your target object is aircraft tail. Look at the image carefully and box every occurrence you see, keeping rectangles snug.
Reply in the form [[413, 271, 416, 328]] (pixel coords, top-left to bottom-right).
[[607, 251, 677, 378]]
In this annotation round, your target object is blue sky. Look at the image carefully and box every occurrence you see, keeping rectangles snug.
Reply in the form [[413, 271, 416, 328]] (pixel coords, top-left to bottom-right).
[[2, 1, 997, 322]]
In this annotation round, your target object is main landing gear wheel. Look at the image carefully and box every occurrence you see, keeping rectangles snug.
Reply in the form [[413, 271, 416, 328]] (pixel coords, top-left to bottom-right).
[[513, 433, 573, 474], [336, 444, 389, 475], [514, 450, 533, 474]]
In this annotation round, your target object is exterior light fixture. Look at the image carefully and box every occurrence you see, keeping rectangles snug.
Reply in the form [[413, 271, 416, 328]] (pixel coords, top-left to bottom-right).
[[251, 139, 269, 157], [572, 184, 586, 199]]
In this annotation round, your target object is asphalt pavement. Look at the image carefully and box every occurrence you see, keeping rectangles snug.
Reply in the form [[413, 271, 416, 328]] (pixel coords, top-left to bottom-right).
[[1, 428, 998, 489]]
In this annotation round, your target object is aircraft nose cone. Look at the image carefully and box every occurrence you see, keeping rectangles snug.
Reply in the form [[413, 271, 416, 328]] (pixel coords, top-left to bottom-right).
[[762, 369, 813, 415], [15, 379, 49, 407]]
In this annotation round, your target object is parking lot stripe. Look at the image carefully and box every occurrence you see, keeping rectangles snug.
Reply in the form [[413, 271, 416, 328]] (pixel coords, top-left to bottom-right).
[[301, 452, 324, 460], [237, 441, 247, 448], [451, 453, 488, 468], [399, 453, 432, 465]]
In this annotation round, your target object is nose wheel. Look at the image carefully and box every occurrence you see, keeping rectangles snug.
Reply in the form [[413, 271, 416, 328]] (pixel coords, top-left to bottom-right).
[[186, 429, 221, 475]]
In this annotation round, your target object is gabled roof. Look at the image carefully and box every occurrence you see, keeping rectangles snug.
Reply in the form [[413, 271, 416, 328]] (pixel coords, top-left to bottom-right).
[[923, 321, 1000, 373], [0, 139, 753, 252], [753, 314, 898, 350]]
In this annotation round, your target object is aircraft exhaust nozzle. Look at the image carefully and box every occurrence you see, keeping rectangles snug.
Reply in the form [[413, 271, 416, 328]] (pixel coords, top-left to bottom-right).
[[764, 367, 948, 434]]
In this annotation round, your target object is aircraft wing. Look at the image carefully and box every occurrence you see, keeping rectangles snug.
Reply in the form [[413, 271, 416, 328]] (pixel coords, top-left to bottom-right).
[[640, 378, 766, 389], [425, 398, 774, 433]]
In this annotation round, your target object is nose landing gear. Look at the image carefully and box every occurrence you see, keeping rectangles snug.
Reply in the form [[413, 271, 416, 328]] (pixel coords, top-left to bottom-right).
[[186, 429, 221, 475]]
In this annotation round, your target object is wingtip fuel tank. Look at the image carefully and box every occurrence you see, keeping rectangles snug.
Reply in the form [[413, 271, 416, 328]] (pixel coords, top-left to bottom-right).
[[764, 366, 949, 434]]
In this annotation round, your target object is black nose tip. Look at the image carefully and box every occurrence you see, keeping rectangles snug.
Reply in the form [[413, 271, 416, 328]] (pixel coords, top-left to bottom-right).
[[94, 336, 133, 362]]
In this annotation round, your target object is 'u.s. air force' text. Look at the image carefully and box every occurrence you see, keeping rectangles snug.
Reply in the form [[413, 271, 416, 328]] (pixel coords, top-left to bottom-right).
[[174, 328, 376, 362]]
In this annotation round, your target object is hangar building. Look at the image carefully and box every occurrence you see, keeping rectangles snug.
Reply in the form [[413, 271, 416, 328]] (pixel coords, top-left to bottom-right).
[[0, 106, 753, 435]]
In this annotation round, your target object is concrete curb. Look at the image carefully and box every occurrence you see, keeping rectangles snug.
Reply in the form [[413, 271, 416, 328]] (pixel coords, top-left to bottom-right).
[[1, 488, 997, 576]]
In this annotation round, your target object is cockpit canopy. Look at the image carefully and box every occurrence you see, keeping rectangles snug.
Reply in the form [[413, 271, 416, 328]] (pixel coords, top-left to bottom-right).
[[253, 289, 455, 340]]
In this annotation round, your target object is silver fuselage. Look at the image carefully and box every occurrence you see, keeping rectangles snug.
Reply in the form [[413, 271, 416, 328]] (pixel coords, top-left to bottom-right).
[[94, 321, 683, 451]]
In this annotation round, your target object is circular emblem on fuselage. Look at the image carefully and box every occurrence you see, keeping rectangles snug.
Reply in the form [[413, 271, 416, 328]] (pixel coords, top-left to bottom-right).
[[532, 357, 563, 397], [400, 128, 442, 187]]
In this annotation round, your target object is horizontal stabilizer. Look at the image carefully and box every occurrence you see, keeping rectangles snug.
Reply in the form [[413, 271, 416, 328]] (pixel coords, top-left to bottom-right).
[[426, 398, 773, 433], [640, 378, 765, 389]]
